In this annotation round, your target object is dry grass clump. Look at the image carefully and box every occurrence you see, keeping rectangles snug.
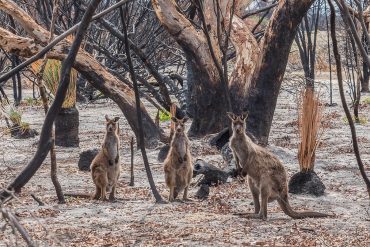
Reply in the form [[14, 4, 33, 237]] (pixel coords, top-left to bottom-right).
[[297, 87, 325, 172], [31, 59, 77, 108]]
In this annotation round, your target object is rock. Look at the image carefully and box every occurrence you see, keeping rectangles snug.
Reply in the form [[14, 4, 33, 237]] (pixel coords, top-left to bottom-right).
[[78, 148, 99, 171], [288, 170, 326, 196], [195, 184, 209, 200], [157, 144, 170, 162]]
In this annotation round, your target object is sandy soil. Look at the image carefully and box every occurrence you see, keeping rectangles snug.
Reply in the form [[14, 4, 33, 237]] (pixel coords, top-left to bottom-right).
[[0, 79, 369, 246]]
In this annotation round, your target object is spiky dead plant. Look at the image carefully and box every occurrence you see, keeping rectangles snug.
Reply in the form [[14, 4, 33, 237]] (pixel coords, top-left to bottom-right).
[[297, 86, 324, 172], [31, 59, 77, 108]]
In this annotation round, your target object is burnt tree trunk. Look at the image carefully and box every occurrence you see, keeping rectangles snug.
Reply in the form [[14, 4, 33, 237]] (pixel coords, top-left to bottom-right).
[[186, 56, 228, 136], [363, 61, 370, 92], [55, 106, 79, 147]]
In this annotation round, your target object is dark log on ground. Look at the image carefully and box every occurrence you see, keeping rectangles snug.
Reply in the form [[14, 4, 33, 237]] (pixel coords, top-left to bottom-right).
[[193, 159, 236, 186], [288, 171, 325, 196], [55, 106, 79, 147], [193, 159, 239, 200], [195, 184, 209, 200], [78, 148, 99, 171]]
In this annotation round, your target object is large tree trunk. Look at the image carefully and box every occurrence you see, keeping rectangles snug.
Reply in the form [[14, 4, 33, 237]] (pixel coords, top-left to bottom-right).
[[0, 0, 161, 145], [152, 0, 314, 144], [186, 55, 228, 136], [245, 0, 315, 145]]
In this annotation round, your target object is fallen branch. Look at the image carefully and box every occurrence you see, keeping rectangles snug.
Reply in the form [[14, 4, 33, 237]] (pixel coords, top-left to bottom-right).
[[1, 207, 35, 247], [129, 136, 135, 187], [30, 194, 45, 206]]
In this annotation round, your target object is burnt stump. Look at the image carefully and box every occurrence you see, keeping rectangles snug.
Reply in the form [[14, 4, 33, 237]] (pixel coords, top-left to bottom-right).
[[288, 170, 325, 196]]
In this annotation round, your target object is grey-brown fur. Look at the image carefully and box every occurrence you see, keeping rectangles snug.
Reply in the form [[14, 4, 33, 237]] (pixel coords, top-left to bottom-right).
[[90, 115, 121, 201], [227, 112, 329, 220], [163, 117, 193, 202]]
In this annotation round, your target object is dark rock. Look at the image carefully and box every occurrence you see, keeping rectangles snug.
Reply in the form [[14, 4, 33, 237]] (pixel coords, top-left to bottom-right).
[[157, 144, 170, 162], [78, 148, 99, 171], [288, 170, 326, 196], [195, 184, 210, 200]]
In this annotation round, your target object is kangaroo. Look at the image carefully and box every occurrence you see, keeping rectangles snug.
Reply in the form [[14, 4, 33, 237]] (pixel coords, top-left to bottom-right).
[[163, 117, 193, 202], [90, 115, 121, 201], [227, 112, 330, 220]]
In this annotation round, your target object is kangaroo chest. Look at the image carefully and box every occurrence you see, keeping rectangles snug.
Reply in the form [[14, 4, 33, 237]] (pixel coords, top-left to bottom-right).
[[105, 135, 119, 159], [230, 138, 248, 159], [174, 136, 187, 158]]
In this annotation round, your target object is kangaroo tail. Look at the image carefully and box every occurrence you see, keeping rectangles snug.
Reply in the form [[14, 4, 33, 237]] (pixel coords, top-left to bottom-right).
[[277, 194, 330, 219]]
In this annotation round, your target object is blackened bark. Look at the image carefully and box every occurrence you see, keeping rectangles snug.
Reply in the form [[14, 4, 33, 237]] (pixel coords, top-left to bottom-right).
[[55, 106, 79, 147], [363, 61, 370, 92], [186, 56, 228, 137]]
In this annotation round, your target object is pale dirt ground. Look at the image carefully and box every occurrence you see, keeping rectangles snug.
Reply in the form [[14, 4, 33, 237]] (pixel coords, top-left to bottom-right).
[[0, 78, 370, 246]]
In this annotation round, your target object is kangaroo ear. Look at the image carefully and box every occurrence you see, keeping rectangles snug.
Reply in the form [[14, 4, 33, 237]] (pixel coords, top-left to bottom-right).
[[227, 112, 236, 121], [171, 117, 177, 123], [114, 117, 120, 122], [105, 115, 110, 121], [182, 117, 189, 123], [241, 112, 248, 121]]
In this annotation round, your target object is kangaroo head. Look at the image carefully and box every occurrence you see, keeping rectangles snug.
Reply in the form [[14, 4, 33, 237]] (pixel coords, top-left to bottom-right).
[[105, 115, 120, 133], [171, 116, 189, 134], [227, 112, 248, 135]]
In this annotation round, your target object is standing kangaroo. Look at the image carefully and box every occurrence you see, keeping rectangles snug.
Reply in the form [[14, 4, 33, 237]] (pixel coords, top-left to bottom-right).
[[163, 117, 193, 202], [91, 115, 121, 201], [227, 112, 329, 220]]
